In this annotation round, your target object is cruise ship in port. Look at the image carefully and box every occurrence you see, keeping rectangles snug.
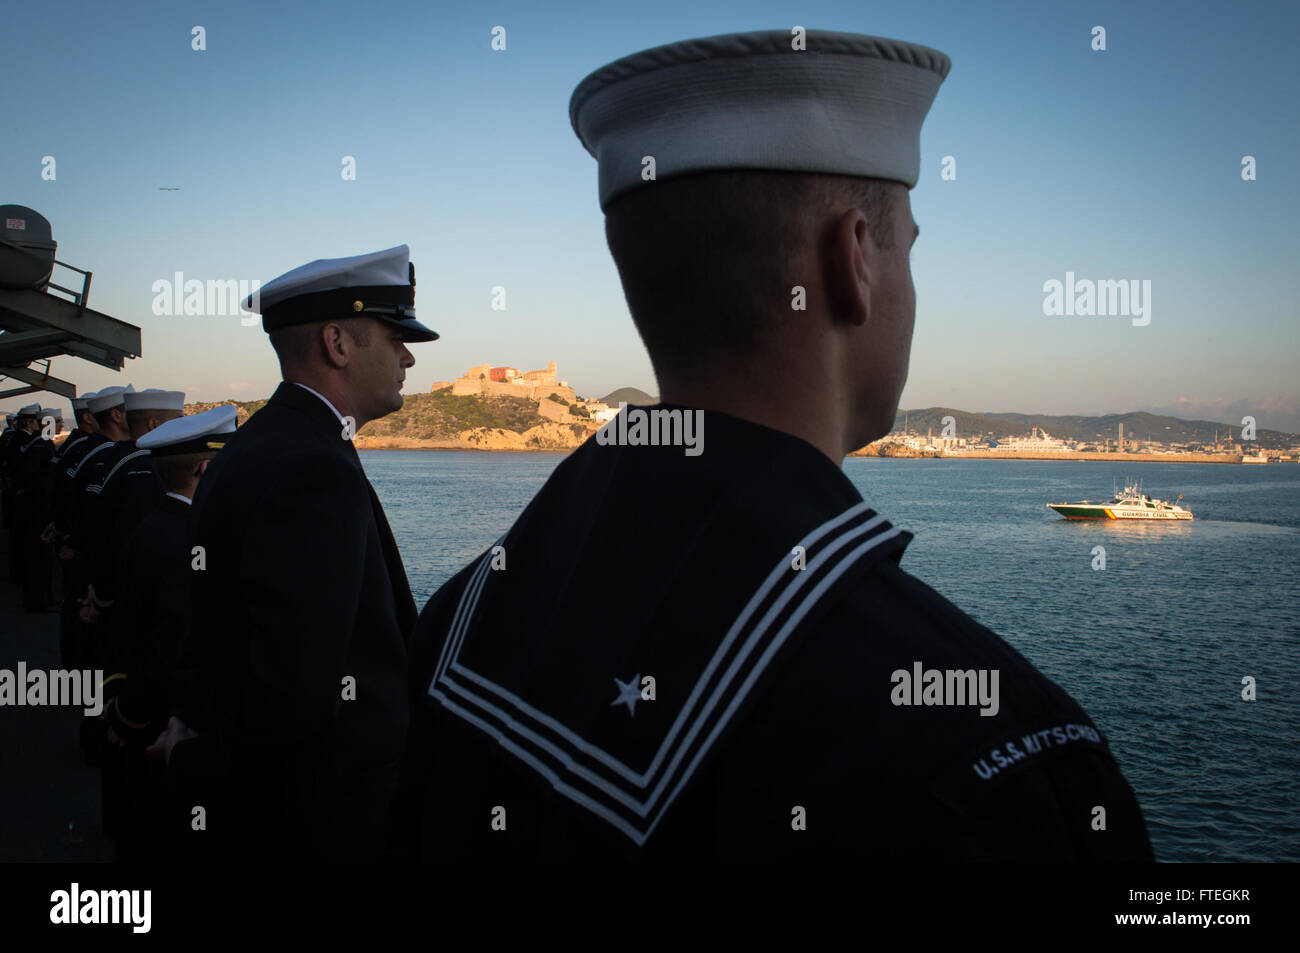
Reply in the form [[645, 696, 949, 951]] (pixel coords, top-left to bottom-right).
[[1047, 480, 1194, 520]]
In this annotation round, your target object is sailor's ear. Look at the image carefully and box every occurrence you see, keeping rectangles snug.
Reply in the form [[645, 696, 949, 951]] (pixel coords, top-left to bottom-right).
[[829, 206, 872, 328]]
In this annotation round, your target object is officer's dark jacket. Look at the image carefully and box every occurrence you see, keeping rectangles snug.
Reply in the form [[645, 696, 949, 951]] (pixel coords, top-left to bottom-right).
[[176, 381, 417, 860], [399, 407, 1154, 861]]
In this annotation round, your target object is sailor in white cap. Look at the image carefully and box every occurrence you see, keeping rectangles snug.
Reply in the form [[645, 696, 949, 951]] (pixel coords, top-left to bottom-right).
[[164, 244, 432, 862], [52, 392, 102, 466], [44, 389, 113, 666], [80, 388, 186, 625], [401, 29, 1152, 861], [74, 386, 186, 841], [93, 405, 237, 860]]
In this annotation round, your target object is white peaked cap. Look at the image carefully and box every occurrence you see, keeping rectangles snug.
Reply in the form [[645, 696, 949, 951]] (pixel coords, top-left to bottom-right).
[[570, 29, 951, 210], [137, 404, 237, 456], [244, 244, 438, 343]]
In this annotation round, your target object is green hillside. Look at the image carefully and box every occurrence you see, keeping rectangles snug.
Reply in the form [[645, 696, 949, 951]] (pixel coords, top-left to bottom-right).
[[186, 390, 545, 439]]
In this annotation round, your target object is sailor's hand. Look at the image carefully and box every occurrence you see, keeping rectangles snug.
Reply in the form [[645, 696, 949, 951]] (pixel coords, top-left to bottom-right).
[[58, 545, 75, 561], [147, 717, 198, 766], [39, 522, 56, 543]]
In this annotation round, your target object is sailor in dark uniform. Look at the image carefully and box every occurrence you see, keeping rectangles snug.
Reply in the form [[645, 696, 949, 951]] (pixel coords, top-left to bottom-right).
[[71, 388, 181, 837], [397, 30, 1153, 861], [0, 414, 18, 574], [102, 405, 235, 861], [57, 386, 134, 763], [14, 406, 62, 610], [0, 414, 15, 557], [2, 405, 40, 582], [60, 385, 137, 618], [45, 391, 109, 666], [161, 244, 437, 862], [80, 388, 185, 627]]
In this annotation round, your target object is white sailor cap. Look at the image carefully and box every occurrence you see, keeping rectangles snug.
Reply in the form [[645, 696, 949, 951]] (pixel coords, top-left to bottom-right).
[[242, 244, 439, 343], [123, 388, 185, 413], [41, 407, 63, 419], [570, 29, 951, 210], [71, 392, 94, 413], [17, 403, 41, 417], [86, 385, 135, 414], [137, 405, 237, 456]]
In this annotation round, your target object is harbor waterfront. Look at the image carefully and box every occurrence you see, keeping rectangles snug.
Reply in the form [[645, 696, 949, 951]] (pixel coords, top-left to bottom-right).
[[367, 451, 1300, 863]]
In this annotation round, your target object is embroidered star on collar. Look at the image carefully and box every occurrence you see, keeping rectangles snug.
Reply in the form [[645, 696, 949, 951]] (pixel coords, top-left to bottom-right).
[[611, 674, 642, 717]]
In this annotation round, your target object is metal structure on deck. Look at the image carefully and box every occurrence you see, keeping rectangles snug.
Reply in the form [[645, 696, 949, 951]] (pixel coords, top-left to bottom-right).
[[0, 204, 140, 401]]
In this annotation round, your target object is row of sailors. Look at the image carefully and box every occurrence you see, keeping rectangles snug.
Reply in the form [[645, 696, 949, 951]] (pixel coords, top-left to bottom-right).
[[0, 391, 234, 859]]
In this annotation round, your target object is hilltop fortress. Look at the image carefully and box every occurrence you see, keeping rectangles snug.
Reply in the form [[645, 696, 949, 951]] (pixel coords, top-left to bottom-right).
[[431, 361, 618, 425], [440, 361, 572, 402]]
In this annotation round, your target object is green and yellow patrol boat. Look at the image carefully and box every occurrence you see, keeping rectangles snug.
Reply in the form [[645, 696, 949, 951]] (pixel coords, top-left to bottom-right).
[[1047, 481, 1193, 521]]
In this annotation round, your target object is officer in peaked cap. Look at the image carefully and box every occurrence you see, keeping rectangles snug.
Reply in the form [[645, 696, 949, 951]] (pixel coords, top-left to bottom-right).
[[244, 243, 439, 343], [96, 405, 236, 861], [398, 29, 1153, 861], [165, 244, 433, 862]]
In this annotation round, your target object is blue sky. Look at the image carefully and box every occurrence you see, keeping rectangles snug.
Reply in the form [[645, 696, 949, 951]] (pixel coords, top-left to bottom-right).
[[3, 0, 1298, 430]]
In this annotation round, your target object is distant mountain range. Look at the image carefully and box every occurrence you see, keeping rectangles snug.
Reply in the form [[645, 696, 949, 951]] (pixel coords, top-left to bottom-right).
[[893, 408, 1297, 448]]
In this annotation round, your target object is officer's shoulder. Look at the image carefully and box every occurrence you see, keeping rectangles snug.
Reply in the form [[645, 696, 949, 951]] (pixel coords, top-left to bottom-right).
[[209, 405, 362, 482]]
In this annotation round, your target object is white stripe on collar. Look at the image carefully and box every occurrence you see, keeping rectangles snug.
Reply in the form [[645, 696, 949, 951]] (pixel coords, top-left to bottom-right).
[[428, 503, 903, 846]]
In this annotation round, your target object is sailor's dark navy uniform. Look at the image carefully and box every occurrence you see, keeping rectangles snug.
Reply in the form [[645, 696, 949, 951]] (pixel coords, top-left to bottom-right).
[[398, 409, 1154, 860]]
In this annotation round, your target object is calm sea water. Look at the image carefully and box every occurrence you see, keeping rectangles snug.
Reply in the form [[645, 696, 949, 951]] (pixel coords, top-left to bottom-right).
[[365, 451, 1300, 862]]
